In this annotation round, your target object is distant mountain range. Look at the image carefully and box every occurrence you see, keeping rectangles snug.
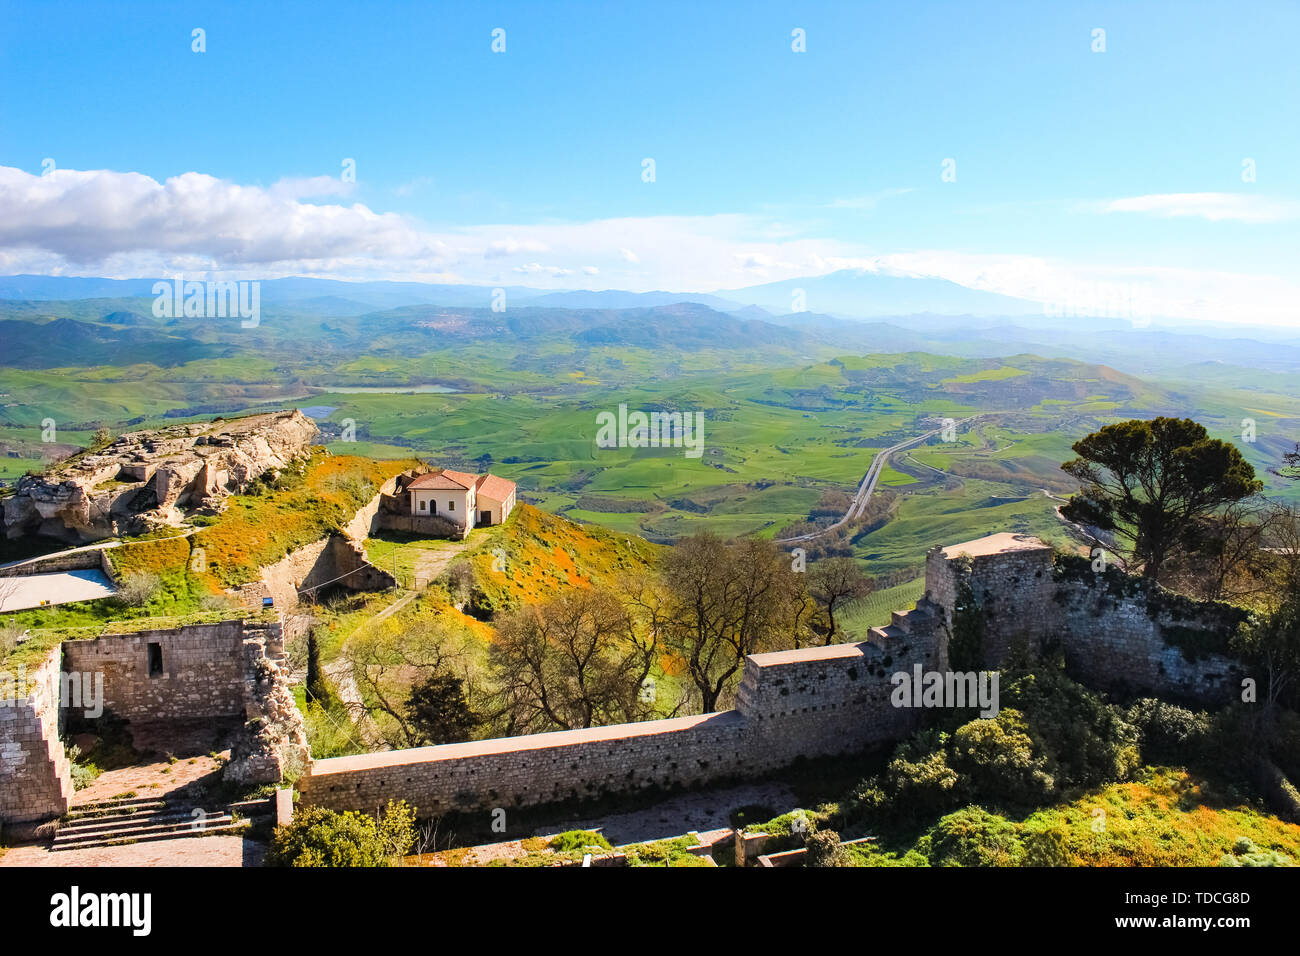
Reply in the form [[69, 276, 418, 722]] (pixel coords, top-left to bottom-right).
[[0, 270, 1042, 319], [3, 272, 1299, 377]]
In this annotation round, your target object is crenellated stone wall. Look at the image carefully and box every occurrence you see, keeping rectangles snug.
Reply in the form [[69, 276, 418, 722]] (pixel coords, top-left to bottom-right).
[[299, 614, 950, 816]]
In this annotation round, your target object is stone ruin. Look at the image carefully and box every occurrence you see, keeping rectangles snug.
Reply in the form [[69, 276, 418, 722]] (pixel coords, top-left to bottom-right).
[[2, 410, 318, 544], [0, 532, 1261, 827]]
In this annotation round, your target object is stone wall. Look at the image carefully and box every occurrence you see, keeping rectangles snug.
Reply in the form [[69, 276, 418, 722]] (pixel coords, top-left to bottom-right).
[[924, 533, 1057, 667], [0, 546, 115, 580], [243, 534, 395, 610], [299, 532, 1254, 818], [224, 622, 310, 785], [2, 617, 306, 824], [0, 647, 74, 824], [60, 620, 248, 724], [299, 635, 939, 816], [1051, 562, 1247, 703]]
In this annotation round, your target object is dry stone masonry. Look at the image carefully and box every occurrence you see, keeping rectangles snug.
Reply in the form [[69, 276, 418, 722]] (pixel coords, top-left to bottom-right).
[[0, 648, 74, 825]]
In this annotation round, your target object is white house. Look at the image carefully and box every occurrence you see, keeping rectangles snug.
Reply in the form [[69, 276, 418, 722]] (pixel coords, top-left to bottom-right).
[[407, 469, 516, 532]]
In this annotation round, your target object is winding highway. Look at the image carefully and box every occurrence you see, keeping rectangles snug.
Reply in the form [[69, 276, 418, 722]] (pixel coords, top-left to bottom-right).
[[775, 415, 982, 544]]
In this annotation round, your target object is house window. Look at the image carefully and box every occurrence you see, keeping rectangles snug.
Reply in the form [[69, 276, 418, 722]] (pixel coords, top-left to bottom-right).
[[147, 642, 163, 678], [448, 500, 455, 511], [419, 499, 427, 511]]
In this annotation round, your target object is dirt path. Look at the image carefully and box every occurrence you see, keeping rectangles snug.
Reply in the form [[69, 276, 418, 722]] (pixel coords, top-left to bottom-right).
[[0, 834, 264, 868], [325, 538, 472, 748]]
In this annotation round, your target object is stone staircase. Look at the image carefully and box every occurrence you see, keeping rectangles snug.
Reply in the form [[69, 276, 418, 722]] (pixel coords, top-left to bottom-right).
[[51, 794, 265, 852]]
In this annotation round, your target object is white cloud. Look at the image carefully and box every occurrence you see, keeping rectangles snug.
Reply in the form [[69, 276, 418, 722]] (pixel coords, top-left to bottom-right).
[[392, 175, 434, 197], [485, 237, 550, 258], [0, 166, 1296, 325], [0, 166, 448, 270], [1096, 192, 1300, 223], [512, 262, 572, 277], [268, 175, 354, 200]]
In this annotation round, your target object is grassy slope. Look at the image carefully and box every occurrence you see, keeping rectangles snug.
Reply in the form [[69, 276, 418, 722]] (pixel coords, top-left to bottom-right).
[[2, 451, 415, 646], [851, 768, 1300, 867]]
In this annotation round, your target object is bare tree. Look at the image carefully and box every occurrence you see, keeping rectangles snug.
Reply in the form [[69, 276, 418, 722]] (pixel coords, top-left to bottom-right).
[[808, 557, 874, 645], [341, 620, 474, 749], [490, 587, 656, 733], [657, 533, 803, 713]]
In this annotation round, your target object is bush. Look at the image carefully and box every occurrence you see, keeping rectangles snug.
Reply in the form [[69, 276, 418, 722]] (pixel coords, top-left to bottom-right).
[[116, 571, 162, 608], [869, 730, 961, 821], [267, 800, 416, 867], [1218, 836, 1293, 867], [1126, 698, 1212, 764], [1002, 665, 1140, 790], [922, 806, 1024, 867], [805, 829, 850, 867], [950, 709, 1055, 807], [548, 830, 613, 853], [1020, 823, 1071, 866]]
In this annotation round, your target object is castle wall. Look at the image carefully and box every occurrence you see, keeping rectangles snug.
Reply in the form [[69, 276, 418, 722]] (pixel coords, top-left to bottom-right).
[[1052, 569, 1246, 704], [924, 536, 1057, 666], [0, 647, 73, 824], [299, 640, 926, 816], [927, 535, 1248, 705], [301, 533, 1255, 818], [60, 620, 248, 724]]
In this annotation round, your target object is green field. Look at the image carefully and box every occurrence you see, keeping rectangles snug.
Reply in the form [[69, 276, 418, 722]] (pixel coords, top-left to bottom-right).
[[4, 299, 1298, 570]]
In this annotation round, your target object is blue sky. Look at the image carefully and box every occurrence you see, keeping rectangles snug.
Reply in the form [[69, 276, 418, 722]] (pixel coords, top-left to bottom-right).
[[0, 0, 1297, 322]]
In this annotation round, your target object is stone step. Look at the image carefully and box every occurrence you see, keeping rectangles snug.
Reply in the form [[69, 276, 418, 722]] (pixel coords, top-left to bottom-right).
[[66, 797, 169, 819], [52, 813, 240, 850], [50, 820, 248, 852], [59, 807, 221, 836]]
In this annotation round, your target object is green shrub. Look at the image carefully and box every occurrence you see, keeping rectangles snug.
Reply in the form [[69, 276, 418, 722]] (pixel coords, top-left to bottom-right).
[[116, 571, 162, 608], [951, 709, 1055, 806], [1002, 665, 1140, 790], [922, 806, 1024, 867], [1126, 698, 1212, 763], [805, 829, 850, 867], [547, 830, 612, 853], [1218, 836, 1293, 867], [267, 800, 415, 867]]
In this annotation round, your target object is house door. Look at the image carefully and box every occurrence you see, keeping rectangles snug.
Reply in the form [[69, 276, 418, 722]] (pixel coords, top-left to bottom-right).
[[479, 510, 492, 526]]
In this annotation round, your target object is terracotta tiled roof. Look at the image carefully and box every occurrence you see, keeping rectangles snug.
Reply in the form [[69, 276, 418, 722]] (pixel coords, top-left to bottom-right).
[[408, 469, 478, 491], [475, 474, 516, 502]]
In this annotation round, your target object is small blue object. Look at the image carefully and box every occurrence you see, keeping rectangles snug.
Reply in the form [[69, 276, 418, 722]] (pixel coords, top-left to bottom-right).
[[262, 597, 274, 608]]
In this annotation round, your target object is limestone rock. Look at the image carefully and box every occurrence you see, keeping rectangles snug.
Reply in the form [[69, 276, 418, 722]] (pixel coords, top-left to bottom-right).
[[2, 411, 318, 543]]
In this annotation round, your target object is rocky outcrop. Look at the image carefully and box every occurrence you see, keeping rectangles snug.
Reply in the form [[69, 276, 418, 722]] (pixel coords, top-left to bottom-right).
[[2, 411, 318, 543], [224, 629, 311, 786]]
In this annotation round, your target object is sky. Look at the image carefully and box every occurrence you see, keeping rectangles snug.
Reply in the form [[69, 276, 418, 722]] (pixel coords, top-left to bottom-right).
[[0, 0, 1297, 323]]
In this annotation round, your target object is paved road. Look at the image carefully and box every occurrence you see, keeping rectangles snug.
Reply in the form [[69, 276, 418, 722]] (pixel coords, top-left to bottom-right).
[[776, 416, 981, 544], [0, 568, 116, 612]]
